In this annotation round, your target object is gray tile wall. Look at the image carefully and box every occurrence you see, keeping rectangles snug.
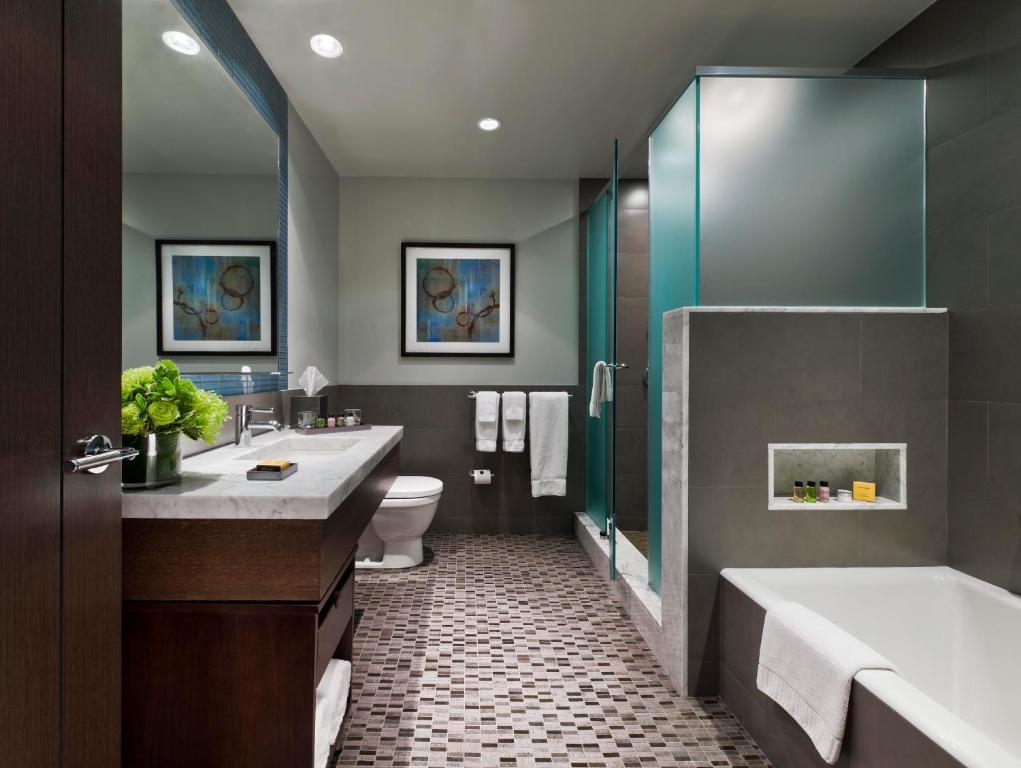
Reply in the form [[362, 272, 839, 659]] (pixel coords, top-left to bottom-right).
[[863, 0, 1021, 592], [615, 180, 650, 532], [332, 385, 584, 534], [683, 311, 948, 694]]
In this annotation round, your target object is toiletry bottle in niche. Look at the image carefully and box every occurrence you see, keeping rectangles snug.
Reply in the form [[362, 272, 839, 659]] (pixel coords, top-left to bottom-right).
[[819, 481, 830, 502], [805, 481, 818, 503], [793, 481, 805, 503]]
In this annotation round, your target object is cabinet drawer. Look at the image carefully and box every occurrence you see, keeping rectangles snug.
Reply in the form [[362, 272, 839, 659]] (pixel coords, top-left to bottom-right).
[[316, 572, 353, 683]]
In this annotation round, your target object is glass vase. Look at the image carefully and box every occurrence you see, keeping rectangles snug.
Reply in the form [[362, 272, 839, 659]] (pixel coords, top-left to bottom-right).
[[121, 430, 182, 490]]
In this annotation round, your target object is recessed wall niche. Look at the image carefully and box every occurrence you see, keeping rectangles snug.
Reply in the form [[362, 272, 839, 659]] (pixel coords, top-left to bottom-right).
[[768, 443, 907, 510]]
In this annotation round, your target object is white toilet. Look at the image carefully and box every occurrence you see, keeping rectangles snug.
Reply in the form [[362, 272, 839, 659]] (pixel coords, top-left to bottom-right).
[[356, 476, 443, 569]]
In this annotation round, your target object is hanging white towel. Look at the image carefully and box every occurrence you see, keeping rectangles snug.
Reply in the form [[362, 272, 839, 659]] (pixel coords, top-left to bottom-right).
[[589, 361, 613, 418], [474, 391, 500, 452], [756, 602, 898, 764], [502, 391, 527, 452], [528, 392, 569, 497]]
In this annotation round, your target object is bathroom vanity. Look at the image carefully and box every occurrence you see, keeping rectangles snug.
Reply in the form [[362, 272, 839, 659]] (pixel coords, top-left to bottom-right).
[[120, 426, 402, 768]]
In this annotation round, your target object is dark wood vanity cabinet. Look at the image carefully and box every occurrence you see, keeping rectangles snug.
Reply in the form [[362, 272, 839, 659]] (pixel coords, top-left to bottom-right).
[[122, 445, 398, 768]]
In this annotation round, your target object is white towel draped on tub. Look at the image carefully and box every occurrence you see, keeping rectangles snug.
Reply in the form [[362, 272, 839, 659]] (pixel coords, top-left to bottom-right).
[[474, 391, 500, 452], [528, 392, 569, 497], [502, 391, 527, 452], [756, 601, 898, 765]]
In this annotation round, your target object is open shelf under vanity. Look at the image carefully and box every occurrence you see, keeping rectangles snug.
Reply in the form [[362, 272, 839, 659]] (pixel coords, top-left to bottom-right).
[[767, 442, 907, 511]]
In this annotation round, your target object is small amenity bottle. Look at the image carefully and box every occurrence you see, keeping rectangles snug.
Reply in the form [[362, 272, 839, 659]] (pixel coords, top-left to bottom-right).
[[793, 481, 805, 503], [819, 481, 830, 502], [327, 414, 336, 428], [805, 481, 818, 503]]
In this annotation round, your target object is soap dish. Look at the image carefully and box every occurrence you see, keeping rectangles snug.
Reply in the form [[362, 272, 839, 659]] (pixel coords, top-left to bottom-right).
[[246, 463, 298, 481]]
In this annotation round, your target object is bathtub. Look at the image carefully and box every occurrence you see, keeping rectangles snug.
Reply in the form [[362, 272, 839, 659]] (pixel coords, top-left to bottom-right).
[[720, 567, 1021, 768]]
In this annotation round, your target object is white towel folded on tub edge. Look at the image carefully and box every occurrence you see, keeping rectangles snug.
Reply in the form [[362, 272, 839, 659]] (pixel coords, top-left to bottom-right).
[[756, 601, 897, 765]]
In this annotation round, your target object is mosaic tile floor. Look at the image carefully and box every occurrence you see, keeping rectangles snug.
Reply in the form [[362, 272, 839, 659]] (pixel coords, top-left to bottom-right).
[[333, 534, 769, 768]]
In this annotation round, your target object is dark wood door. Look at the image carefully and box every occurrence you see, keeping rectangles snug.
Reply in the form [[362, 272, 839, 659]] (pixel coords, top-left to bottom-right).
[[0, 1, 121, 766]]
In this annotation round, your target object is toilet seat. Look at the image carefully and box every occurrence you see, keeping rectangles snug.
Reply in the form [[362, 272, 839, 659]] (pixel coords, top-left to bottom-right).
[[385, 475, 443, 499]]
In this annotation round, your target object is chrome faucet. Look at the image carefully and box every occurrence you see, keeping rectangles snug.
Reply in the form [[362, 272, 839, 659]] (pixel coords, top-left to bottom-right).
[[234, 404, 283, 446]]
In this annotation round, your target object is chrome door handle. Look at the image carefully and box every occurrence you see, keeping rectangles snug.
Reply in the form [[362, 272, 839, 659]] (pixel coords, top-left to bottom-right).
[[63, 434, 139, 475]]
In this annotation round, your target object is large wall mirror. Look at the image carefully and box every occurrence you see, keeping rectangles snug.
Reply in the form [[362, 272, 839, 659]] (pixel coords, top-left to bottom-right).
[[122, 0, 285, 393]]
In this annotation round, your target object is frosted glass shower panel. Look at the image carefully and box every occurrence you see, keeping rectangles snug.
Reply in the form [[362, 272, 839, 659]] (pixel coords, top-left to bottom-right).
[[697, 76, 925, 306]]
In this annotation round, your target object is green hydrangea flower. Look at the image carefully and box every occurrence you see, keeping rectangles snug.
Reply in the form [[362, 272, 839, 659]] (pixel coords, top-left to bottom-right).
[[122, 362, 228, 443], [147, 401, 180, 428], [121, 366, 155, 402], [121, 404, 145, 435]]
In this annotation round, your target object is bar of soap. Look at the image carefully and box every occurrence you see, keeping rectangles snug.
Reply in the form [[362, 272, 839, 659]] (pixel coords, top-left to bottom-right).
[[852, 481, 876, 502], [255, 459, 291, 471]]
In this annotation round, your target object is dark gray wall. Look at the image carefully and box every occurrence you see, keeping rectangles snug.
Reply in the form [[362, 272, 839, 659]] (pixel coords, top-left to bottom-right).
[[863, 0, 1021, 592], [335, 385, 583, 534], [684, 311, 948, 694], [615, 180, 650, 532]]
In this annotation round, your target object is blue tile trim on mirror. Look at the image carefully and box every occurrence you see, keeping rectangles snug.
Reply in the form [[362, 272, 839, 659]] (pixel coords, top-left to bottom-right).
[[170, 0, 288, 395]]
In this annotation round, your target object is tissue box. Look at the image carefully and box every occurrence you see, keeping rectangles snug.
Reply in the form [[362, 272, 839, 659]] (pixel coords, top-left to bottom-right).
[[289, 395, 328, 427]]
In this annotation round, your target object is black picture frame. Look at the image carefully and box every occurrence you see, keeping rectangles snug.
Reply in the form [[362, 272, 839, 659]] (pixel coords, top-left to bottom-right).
[[400, 241, 516, 358], [155, 239, 278, 357]]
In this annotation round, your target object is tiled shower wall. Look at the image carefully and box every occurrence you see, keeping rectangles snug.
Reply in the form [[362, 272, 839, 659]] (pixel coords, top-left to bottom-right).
[[615, 181, 650, 533], [667, 309, 949, 695], [863, 0, 1021, 592]]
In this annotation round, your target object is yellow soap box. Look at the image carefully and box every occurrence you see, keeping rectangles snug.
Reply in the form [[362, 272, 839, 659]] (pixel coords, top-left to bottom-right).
[[852, 481, 876, 502]]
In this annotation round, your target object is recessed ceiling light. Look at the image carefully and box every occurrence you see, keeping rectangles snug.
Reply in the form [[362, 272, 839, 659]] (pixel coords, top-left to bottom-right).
[[161, 30, 200, 56], [477, 117, 501, 132], [310, 34, 343, 58]]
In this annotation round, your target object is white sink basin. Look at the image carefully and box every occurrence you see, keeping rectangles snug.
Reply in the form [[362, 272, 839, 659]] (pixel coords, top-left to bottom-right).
[[235, 436, 362, 461]]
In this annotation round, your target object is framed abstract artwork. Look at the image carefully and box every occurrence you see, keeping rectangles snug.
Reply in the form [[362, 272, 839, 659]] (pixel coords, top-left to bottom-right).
[[156, 240, 277, 356], [401, 242, 515, 357]]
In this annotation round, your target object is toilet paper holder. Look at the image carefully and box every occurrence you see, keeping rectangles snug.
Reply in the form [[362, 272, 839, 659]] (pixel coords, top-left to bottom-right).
[[468, 470, 495, 479]]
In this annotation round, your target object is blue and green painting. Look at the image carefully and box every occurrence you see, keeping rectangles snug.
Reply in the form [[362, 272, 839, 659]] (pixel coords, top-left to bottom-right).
[[172, 254, 262, 341], [416, 258, 501, 342]]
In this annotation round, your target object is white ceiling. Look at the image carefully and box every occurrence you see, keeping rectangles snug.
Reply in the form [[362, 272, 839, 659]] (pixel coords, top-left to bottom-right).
[[229, 0, 932, 179], [123, 0, 278, 175]]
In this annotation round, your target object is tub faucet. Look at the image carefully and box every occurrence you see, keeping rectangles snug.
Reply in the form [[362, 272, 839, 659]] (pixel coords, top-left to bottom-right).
[[234, 404, 283, 446]]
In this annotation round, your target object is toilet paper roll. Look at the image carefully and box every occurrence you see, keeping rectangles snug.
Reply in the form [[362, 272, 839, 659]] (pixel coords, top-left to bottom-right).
[[471, 469, 492, 485]]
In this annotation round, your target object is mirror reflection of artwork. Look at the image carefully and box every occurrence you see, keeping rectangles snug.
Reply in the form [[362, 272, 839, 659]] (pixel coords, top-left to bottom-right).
[[402, 243, 515, 357], [157, 241, 276, 355]]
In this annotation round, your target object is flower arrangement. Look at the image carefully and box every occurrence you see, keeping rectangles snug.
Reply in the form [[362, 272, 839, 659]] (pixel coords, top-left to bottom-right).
[[121, 360, 229, 444]]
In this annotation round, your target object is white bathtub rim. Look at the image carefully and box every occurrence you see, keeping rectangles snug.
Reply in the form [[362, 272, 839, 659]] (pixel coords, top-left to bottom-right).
[[721, 566, 1021, 768]]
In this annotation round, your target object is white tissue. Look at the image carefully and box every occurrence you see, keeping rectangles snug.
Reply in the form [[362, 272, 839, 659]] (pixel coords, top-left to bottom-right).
[[299, 366, 329, 397]]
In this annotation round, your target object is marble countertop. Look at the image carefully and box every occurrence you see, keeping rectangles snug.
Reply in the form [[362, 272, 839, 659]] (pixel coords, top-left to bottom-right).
[[121, 425, 403, 521]]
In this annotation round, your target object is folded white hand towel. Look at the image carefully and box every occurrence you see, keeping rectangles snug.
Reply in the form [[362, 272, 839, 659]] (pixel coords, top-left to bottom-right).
[[475, 391, 500, 452], [589, 361, 613, 418], [528, 392, 569, 496], [756, 602, 897, 764], [502, 391, 527, 452]]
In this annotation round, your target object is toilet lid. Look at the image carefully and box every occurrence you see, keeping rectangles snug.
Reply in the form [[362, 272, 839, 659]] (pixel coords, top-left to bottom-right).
[[385, 475, 444, 499]]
